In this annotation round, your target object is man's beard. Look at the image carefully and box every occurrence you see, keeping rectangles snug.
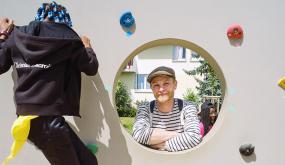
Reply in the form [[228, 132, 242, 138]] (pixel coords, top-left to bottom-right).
[[156, 93, 174, 103]]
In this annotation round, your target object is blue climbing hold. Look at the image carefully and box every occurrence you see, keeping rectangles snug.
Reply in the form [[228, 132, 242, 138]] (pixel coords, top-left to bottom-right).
[[120, 11, 135, 28]]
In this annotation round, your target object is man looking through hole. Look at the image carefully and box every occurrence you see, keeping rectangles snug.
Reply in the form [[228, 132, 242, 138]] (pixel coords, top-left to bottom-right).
[[132, 66, 202, 152]]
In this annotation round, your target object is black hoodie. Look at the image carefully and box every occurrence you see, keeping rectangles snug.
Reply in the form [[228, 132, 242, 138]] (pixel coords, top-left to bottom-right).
[[0, 21, 98, 116]]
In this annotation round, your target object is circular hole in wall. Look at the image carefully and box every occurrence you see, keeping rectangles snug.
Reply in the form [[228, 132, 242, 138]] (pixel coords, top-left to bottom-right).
[[113, 38, 226, 152]]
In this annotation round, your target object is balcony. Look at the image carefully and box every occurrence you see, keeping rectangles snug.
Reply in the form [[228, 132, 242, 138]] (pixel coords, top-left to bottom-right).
[[123, 59, 137, 72]]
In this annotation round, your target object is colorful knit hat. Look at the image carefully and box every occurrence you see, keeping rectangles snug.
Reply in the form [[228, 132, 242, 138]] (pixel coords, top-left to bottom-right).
[[35, 1, 72, 27]]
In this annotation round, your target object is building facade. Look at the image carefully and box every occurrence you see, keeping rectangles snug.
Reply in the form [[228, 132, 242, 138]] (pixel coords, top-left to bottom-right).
[[118, 45, 202, 106]]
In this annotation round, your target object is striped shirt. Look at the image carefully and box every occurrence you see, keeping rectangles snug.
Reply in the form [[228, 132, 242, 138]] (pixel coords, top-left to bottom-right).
[[132, 98, 202, 152]]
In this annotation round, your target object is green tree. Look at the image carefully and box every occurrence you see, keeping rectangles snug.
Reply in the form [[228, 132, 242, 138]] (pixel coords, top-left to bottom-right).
[[184, 54, 222, 103], [115, 80, 136, 117]]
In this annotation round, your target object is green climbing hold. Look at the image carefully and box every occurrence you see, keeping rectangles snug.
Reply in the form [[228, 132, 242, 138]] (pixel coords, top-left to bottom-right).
[[86, 143, 98, 154]]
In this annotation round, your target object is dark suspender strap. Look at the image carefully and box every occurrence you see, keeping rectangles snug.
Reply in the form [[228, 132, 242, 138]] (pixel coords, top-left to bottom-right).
[[151, 99, 183, 113], [150, 100, 155, 113], [177, 99, 184, 111]]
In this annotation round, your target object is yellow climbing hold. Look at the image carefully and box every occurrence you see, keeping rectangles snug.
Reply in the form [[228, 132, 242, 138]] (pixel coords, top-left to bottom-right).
[[2, 115, 38, 165], [278, 77, 285, 90]]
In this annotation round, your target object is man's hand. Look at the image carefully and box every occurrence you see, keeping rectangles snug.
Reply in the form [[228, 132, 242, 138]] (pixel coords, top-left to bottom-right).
[[0, 18, 14, 32], [80, 36, 92, 48], [149, 128, 179, 145], [150, 142, 166, 150], [0, 18, 14, 40]]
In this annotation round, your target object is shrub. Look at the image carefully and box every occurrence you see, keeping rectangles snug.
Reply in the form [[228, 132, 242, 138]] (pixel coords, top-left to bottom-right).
[[115, 80, 136, 117], [135, 99, 149, 107], [183, 88, 200, 105]]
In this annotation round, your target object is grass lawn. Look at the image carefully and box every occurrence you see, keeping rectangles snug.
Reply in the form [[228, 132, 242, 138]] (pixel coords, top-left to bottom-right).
[[120, 117, 135, 134]]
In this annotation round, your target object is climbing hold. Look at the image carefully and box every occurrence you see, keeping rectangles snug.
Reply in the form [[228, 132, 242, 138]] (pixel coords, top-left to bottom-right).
[[278, 77, 285, 90], [227, 24, 243, 39], [228, 87, 237, 95], [120, 11, 135, 28], [228, 105, 236, 112], [105, 85, 112, 92], [227, 24, 244, 46], [86, 143, 98, 155], [120, 11, 136, 36], [239, 143, 255, 156]]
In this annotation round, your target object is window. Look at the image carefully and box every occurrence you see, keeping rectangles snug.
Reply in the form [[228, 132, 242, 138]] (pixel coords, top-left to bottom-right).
[[190, 51, 202, 62], [135, 74, 150, 90], [172, 46, 186, 61]]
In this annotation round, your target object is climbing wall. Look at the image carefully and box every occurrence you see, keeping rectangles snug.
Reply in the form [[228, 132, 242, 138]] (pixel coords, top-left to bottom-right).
[[1, 0, 285, 164]]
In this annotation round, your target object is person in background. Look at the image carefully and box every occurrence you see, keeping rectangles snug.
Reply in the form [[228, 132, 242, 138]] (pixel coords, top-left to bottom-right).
[[132, 66, 201, 152], [0, 1, 99, 164], [199, 101, 217, 137]]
